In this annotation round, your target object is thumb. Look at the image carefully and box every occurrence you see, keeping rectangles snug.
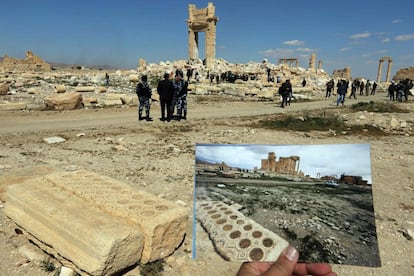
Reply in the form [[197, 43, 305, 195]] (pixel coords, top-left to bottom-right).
[[263, 246, 299, 276]]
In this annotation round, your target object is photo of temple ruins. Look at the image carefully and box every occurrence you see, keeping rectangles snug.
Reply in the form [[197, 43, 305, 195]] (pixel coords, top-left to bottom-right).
[[260, 152, 303, 176], [194, 144, 379, 267]]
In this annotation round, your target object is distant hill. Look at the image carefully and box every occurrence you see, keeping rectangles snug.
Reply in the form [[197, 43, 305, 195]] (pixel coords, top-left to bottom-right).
[[48, 61, 121, 71]]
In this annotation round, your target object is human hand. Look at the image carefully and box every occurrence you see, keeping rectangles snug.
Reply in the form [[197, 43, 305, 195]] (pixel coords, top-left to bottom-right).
[[236, 246, 337, 276]]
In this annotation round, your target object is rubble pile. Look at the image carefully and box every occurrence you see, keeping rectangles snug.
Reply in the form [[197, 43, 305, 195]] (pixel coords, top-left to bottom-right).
[[1, 51, 333, 110]]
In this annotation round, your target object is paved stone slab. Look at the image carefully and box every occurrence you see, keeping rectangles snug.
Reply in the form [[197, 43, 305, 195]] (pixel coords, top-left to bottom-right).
[[4, 178, 144, 276], [196, 196, 288, 262], [44, 170, 188, 263]]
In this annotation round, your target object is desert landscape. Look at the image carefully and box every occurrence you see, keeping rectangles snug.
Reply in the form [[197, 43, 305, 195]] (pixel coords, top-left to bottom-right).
[[0, 42, 413, 276], [0, 72, 414, 275]]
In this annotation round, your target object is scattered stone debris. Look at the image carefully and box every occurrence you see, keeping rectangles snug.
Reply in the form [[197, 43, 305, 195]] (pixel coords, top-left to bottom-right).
[[43, 136, 66, 144]]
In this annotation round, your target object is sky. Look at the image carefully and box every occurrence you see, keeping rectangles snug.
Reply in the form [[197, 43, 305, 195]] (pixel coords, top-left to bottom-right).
[[1, 0, 413, 80], [196, 144, 372, 184]]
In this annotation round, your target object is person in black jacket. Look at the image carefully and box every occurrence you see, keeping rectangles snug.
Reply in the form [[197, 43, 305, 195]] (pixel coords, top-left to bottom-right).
[[136, 75, 152, 121], [157, 73, 174, 121], [279, 80, 292, 108]]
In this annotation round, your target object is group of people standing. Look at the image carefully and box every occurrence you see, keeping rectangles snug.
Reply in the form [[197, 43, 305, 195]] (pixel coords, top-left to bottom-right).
[[325, 79, 381, 107], [135, 69, 188, 122], [388, 78, 413, 102]]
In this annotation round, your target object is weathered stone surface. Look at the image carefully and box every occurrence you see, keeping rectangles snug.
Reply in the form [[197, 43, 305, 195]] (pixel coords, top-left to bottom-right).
[[0, 83, 9, 95], [4, 177, 144, 275], [54, 84, 66, 93], [44, 92, 83, 110], [75, 86, 95, 92], [43, 136, 66, 144], [196, 193, 288, 262], [0, 102, 26, 110], [44, 170, 188, 263], [27, 87, 41, 94]]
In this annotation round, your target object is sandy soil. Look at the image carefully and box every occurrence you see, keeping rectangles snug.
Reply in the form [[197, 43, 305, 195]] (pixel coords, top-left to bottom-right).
[[0, 93, 413, 276]]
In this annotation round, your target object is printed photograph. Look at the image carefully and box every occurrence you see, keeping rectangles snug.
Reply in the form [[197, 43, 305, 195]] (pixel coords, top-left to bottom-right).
[[194, 143, 381, 267]]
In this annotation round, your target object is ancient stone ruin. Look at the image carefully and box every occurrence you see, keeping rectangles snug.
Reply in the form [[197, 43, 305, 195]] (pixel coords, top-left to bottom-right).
[[187, 2, 219, 68], [4, 170, 188, 275], [261, 152, 301, 175], [278, 58, 299, 68], [332, 66, 351, 79], [0, 50, 50, 71], [376, 56, 392, 83]]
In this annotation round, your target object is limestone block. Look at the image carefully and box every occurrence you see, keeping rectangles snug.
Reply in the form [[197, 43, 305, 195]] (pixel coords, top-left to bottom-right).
[[129, 74, 139, 82], [103, 99, 123, 106], [120, 95, 136, 105], [27, 87, 41, 94], [196, 199, 288, 262], [44, 92, 83, 110], [44, 170, 188, 263], [0, 83, 9, 95], [106, 93, 126, 100], [82, 97, 98, 107], [54, 85, 66, 93], [4, 178, 144, 276], [75, 86, 95, 92], [96, 86, 107, 93], [0, 102, 27, 110]]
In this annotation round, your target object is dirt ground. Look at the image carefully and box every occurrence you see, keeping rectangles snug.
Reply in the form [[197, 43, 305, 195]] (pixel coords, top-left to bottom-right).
[[0, 93, 413, 276]]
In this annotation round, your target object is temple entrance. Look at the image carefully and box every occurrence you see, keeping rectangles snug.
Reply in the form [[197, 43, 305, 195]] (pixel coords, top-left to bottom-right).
[[187, 3, 218, 68]]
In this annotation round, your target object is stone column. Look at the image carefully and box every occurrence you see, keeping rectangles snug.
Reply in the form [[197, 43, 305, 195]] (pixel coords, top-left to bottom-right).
[[309, 53, 316, 72], [188, 30, 196, 61], [205, 21, 216, 68], [377, 60, 384, 83], [385, 60, 392, 82], [318, 60, 322, 70]]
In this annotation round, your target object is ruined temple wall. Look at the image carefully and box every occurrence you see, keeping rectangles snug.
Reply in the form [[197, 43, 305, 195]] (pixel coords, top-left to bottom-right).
[[1, 51, 50, 71]]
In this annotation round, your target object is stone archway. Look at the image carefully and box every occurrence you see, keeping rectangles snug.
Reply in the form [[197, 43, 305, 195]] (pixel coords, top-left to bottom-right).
[[377, 56, 392, 83], [187, 2, 219, 68]]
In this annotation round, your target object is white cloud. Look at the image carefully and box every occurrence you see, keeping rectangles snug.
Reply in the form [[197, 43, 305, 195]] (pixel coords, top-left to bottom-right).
[[382, 37, 390, 43], [296, 47, 318, 53], [395, 34, 414, 41], [350, 32, 371, 39], [283, 40, 304, 46], [340, 47, 350, 52], [263, 48, 295, 58], [392, 19, 402, 24]]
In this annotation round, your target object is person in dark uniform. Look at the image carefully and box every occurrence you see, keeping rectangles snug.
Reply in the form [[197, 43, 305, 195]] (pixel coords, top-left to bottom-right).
[[136, 75, 152, 121], [173, 70, 188, 120], [157, 73, 174, 121]]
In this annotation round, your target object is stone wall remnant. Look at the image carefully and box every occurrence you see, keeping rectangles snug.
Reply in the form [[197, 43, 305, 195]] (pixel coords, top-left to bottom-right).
[[332, 66, 351, 79], [278, 58, 299, 68], [187, 2, 219, 68], [1, 51, 51, 71]]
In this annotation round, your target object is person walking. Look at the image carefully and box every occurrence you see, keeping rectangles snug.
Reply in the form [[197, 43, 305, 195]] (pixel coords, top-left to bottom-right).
[[157, 73, 174, 122], [279, 80, 292, 108], [136, 75, 153, 121], [349, 80, 357, 99]]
